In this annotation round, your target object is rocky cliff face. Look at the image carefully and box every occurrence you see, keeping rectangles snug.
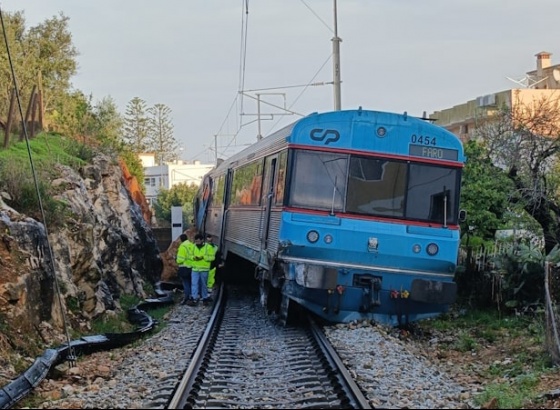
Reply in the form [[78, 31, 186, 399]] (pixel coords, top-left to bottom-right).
[[0, 154, 162, 377]]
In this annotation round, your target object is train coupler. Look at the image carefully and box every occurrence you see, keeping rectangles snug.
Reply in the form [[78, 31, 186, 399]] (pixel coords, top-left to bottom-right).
[[323, 288, 334, 313], [333, 285, 344, 314], [369, 278, 382, 307], [360, 279, 382, 312]]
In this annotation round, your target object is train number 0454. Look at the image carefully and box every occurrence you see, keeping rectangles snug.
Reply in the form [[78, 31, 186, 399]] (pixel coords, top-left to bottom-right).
[[410, 135, 437, 145]]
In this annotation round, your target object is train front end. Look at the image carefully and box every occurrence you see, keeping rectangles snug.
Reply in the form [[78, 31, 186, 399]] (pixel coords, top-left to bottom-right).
[[277, 109, 465, 326], [277, 213, 460, 326]]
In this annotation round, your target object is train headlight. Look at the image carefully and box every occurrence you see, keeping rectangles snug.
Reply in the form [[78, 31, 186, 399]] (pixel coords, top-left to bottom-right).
[[307, 230, 319, 243], [376, 126, 387, 137], [324, 234, 333, 244], [426, 243, 439, 256], [412, 244, 421, 253]]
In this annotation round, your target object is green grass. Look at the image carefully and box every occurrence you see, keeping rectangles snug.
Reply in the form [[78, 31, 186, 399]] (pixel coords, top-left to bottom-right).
[[0, 132, 89, 169], [90, 293, 173, 336], [91, 313, 136, 334], [473, 373, 540, 408], [120, 293, 142, 310], [454, 331, 479, 352], [0, 133, 90, 226], [419, 308, 557, 409], [15, 393, 45, 409]]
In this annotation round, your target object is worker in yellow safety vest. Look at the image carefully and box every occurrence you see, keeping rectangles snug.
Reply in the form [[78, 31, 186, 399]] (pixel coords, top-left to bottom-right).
[[176, 233, 194, 305], [186, 233, 215, 306], [205, 234, 224, 294]]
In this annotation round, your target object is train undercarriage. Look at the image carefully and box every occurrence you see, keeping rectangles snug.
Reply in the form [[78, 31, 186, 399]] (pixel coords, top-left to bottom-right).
[[254, 259, 456, 327]]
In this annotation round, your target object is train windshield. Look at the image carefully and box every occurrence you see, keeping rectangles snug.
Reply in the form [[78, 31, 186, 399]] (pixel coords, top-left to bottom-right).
[[288, 150, 461, 224], [289, 151, 347, 211]]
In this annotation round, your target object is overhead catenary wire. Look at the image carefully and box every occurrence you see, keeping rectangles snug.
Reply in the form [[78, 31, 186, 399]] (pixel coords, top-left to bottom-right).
[[264, 54, 333, 135], [300, 0, 334, 34], [193, 0, 248, 163], [208, 0, 336, 162], [0, 6, 76, 367]]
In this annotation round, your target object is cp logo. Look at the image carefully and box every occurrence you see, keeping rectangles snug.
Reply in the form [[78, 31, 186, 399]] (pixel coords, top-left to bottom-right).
[[310, 128, 340, 145]]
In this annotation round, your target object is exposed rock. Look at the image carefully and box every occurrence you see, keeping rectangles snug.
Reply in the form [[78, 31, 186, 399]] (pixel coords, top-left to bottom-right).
[[0, 153, 163, 384]]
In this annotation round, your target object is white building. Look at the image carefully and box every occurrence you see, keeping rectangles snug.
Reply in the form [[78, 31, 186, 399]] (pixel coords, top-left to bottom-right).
[[140, 154, 215, 206]]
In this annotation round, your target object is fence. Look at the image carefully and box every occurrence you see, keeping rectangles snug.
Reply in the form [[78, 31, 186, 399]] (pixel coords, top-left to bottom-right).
[[545, 262, 560, 363], [1, 85, 43, 148], [458, 242, 512, 272], [458, 243, 560, 364]]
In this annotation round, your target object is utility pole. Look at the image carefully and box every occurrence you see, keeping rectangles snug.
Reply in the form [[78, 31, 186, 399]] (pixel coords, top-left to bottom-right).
[[256, 93, 262, 140], [214, 134, 218, 165], [332, 0, 342, 111]]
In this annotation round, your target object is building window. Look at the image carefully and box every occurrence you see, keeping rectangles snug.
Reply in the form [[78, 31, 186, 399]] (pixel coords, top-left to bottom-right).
[[144, 177, 156, 187]]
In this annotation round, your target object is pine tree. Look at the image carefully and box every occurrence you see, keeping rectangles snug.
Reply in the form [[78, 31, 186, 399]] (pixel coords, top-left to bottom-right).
[[123, 97, 151, 153], [147, 103, 178, 165]]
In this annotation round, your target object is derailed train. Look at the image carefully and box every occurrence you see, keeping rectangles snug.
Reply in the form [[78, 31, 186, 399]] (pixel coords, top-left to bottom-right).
[[194, 107, 466, 326]]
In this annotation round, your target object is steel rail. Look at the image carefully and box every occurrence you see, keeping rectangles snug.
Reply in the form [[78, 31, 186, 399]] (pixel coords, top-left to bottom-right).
[[167, 285, 225, 409], [308, 317, 372, 409]]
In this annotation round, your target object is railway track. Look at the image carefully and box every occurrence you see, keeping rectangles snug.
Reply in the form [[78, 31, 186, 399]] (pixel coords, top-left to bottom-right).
[[24, 282, 471, 409], [167, 285, 372, 409]]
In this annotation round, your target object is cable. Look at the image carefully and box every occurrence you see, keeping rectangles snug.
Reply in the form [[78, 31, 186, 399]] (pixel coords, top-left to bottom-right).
[[265, 54, 332, 135], [210, 0, 333, 160], [0, 6, 76, 367], [299, 0, 334, 34], [197, 0, 249, 163]]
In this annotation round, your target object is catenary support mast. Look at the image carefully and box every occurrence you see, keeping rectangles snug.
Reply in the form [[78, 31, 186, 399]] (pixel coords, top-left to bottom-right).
[[332, 0, 342, 111]]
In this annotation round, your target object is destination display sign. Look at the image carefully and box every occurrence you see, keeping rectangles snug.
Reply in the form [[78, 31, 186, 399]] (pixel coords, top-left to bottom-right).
[[409, 144, 458, 161]]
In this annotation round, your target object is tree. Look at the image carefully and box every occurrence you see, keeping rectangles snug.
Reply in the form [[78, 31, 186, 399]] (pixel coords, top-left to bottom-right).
[[90, 96, 123, 146], [123, 97, 151, 153], [49, 90, 93, 138], [0, 11, 30, 116], [0, 10, 78, 133], [154, 182, 199, 227], [147, 103, 178, 165], [475, 94, 560, 253], [460, 140, 515, 240], [119, 149, 145, 193], [27, 12, 78, 117]]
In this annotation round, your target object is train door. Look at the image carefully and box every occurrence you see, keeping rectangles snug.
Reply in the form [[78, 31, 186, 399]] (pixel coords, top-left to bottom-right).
[[259, 156, 277, 265], [195, 176, 212, 233], [219, 168, 234, 251]]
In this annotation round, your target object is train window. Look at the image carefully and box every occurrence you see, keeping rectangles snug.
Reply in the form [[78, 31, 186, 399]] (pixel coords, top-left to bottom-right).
[[212, 175, 225, 205], [230, 161, 263, 206], [274, 150, 288, 206], [289, 150, 346, 211], [347, 157, 406, 217], [406, 164, 459, 223]]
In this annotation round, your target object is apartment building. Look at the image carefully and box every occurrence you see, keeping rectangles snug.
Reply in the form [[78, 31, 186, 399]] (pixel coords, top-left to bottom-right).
[[139, 153, 214, 206], [430, 51, 560, 141]]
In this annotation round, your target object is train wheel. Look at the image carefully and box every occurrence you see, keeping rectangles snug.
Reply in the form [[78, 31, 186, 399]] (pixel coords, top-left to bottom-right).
[[279, 294, 292, 327], [259, 280, 270, 312], [260, 280, 281, 316]]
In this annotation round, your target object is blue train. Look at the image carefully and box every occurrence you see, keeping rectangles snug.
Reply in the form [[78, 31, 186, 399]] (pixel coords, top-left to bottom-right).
[[194, 108, 466, 326]]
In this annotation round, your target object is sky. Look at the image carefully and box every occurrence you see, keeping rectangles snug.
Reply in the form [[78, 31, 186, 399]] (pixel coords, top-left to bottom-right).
[[1, 0, 559, 164]]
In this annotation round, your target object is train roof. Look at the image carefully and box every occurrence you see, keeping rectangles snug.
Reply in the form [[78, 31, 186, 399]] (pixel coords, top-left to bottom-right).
[[212, 108, 464, 173]]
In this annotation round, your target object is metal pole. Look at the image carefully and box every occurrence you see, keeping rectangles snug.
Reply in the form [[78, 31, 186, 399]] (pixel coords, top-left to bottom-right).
[[257, 93, 262, 140], [332, 0, 342, 111], [214, 134, 218, 165]]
